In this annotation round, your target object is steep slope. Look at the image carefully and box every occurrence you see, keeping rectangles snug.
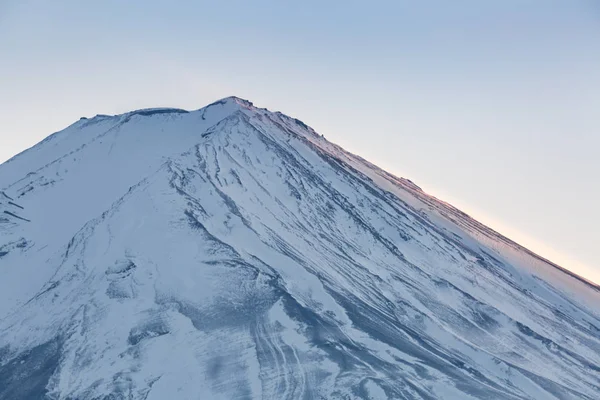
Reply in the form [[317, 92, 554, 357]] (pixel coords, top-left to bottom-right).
[[0, 97, 598, 400]]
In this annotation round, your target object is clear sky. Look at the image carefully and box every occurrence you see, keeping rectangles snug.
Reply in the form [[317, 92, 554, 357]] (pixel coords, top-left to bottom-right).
[[1, 1, 599, 284]]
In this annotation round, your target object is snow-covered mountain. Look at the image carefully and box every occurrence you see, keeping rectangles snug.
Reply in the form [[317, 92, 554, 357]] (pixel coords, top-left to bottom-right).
[[0, 97, 598, 400]]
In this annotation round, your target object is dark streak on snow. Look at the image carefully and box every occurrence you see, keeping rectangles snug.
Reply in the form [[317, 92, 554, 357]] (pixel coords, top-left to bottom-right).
[[1, 191, 14, 201], [3, 210, 30, 222], [8, 201, 24, 209]]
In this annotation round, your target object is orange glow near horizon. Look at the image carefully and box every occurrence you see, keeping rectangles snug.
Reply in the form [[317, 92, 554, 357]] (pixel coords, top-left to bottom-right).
[[422, 185, 600, 287]]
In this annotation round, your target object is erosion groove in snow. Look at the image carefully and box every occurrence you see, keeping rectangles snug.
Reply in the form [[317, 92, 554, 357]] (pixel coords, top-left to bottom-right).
[[0, 96, 598, 399]]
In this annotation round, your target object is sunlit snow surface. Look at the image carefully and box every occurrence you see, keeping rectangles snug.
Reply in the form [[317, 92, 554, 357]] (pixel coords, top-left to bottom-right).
[[0, 97, 598, 399]]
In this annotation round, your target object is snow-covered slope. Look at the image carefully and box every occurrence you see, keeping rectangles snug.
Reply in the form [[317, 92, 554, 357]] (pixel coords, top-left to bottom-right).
[[0, 97, 598, 400]]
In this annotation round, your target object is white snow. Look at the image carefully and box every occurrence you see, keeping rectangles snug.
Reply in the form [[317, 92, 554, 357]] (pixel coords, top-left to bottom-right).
[[0, 96, 598, 400]]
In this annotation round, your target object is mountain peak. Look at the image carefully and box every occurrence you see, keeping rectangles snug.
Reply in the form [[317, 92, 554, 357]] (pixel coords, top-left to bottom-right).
[[205, 95, 255, 109], [0, 96, 599, 400]]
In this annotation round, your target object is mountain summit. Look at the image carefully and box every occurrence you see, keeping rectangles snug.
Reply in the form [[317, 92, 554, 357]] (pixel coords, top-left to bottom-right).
[[0, 97, 598, 399]]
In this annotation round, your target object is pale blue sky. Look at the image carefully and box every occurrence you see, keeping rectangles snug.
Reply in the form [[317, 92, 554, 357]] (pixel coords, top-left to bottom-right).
[[1, 1, 599, 283]]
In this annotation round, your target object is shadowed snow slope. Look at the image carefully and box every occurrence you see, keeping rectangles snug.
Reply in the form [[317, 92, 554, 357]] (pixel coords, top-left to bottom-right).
[[0, 97, 598, 400]]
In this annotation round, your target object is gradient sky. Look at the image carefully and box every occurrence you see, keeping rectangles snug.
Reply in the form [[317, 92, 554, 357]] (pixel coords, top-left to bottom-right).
[[1, 1, 599, 284]]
